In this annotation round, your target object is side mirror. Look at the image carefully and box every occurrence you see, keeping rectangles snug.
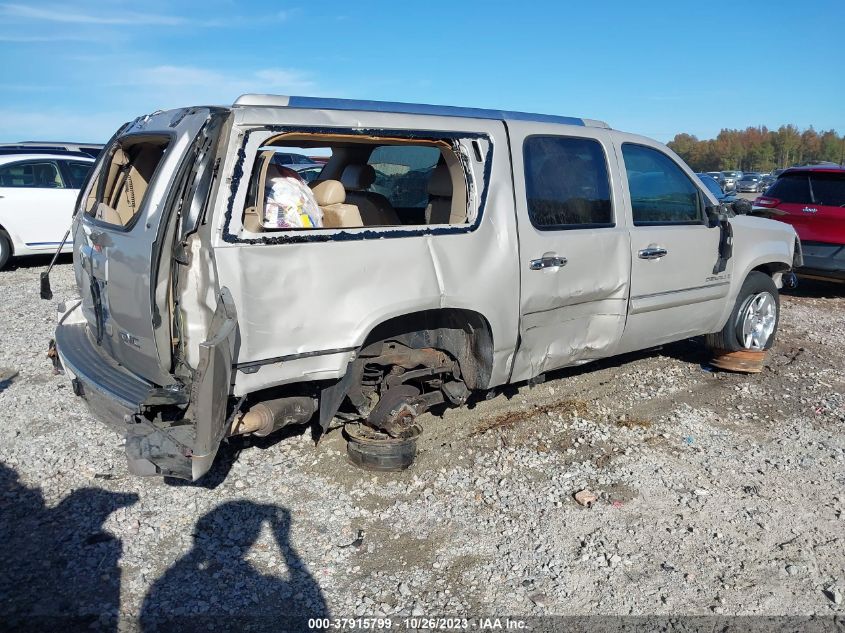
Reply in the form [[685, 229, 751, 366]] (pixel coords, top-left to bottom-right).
[[704, 205, 723, 228], [732, 199, 752, 215]]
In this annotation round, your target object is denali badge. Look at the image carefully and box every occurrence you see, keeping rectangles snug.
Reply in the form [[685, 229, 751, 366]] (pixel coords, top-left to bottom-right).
[[802, 206, 818, 214]]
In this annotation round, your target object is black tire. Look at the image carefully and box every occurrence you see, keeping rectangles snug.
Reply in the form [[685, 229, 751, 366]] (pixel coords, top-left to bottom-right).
[[344, 423, 420, 472], [0, 232, 11, 269], [706, 271, 779, 352]]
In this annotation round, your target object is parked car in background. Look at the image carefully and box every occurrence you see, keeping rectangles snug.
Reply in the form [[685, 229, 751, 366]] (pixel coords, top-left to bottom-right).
[[0, 141, 103, 158], [293, 164, 323, 183], [52, 94, 800, 481], [754, 166, 845, 281], [737, 173, 765, 192], [696, 173, 739, 204], [706, 171, 725, 188], [760, 174, 776, 191], [0, 153, 94, 268], [721, 171, 741, 191], [268, 150, 324, 170]]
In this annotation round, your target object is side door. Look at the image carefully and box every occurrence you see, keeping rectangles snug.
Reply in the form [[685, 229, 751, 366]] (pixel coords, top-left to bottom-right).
[[615, 140, 729, 352], [508, 123, 631, 382], [0, 159, 75, 250]]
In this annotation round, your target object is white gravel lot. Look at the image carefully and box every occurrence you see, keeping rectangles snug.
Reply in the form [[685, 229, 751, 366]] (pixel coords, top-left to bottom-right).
[[1, 256, 844, 631]]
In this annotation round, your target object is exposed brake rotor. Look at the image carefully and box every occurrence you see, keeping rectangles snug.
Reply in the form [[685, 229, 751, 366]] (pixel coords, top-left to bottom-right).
[[366, 384, 421, 438]]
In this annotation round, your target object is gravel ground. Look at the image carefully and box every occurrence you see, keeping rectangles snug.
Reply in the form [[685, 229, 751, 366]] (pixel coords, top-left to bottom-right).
[[1, 255, 844, 630]]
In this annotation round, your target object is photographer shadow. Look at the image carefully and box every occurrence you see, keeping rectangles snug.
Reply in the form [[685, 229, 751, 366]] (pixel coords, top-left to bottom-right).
[[140, 500, 329, 632], [0, 462, 138, 631]]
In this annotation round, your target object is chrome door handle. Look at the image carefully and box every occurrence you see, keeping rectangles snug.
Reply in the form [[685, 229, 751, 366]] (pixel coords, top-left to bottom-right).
[[638, 247, 668, 260], [529, 256, 567, 270]]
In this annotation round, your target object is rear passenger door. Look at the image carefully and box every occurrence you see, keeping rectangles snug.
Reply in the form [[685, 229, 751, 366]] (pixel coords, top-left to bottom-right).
[[615, 141, 728, 351], [508, 123, 631, 382]]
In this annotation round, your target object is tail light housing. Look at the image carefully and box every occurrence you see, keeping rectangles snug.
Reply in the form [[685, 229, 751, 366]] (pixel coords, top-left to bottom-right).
[[754, 196, 780, 208]]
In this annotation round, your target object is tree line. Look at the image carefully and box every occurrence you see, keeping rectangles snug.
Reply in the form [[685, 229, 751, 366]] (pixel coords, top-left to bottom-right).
[[667, 125, 845, 173]]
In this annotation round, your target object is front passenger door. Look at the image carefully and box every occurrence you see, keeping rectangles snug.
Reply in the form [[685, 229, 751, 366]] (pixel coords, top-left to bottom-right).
[[617, 142, 729, 352], [0, 159, 75, 251]]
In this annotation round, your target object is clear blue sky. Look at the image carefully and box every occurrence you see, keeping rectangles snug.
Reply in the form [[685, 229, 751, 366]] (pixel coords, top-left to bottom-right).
[[0, 0, 842, 144]]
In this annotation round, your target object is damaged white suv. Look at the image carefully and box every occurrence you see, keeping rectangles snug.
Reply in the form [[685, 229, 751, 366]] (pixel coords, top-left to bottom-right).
[[51, 95, 801, 480]]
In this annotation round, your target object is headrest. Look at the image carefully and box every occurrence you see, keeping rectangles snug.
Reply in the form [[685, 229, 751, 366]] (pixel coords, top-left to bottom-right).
[[311, 179, 345, 206], [341, 164, 376, 190], [427, 164, 453, 197]]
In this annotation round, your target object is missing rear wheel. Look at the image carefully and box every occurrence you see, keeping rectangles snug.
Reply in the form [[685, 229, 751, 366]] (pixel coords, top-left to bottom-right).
[[344, 423, 421, 472]]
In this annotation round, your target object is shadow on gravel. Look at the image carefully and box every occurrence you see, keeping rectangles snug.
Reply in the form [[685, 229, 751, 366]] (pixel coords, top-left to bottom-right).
[[164, 423, 313, 491], [464, 338, 710, 411], [0, 461, 138, 632], [783, 277, 844, 299], [3, 253, 72, 271], [140, 500, 329, 631]]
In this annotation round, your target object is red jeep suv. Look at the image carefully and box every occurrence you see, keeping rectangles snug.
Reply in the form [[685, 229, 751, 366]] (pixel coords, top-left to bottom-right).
[[755, 166, 845, 282]]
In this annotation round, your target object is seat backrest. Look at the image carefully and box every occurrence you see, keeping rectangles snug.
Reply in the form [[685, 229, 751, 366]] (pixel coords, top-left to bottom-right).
[[425, 163, 465, 224], [33, 163, 61, 188], [311, 179, 363, 228], [341, 164, 401, 226]]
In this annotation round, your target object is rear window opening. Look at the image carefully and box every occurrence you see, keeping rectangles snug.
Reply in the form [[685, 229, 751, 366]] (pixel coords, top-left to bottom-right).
[[241, 133, 470, 233], [84, 135, 170, 227], [766, 172, 845, 207]]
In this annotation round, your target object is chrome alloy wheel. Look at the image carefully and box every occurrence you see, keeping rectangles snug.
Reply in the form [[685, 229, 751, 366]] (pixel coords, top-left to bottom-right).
[[738, 291, 777, 349]]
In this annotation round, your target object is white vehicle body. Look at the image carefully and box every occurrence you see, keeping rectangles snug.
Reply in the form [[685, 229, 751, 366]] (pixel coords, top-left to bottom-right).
[[53, 96, 800, 480], [0, 153, 94, 264]]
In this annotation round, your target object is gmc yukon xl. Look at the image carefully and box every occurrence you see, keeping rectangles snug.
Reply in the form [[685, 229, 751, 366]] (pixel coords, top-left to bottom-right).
[[51, 95, 801, 479]]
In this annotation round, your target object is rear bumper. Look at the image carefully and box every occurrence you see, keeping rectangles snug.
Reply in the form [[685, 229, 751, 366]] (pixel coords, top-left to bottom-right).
[[55, 303, 203, 479], [55, 307, 152, 432], [796, 241, 845, 281]]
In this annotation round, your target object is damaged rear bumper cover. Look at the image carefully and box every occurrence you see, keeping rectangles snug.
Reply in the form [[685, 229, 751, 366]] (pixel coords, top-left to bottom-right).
[[55, 303, 212, 480]]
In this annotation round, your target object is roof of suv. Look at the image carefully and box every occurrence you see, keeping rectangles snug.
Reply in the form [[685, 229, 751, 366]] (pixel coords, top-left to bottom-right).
[[233, 94, 611, 129], [0, 153, 94, 165], [780, 165, 845, 175]]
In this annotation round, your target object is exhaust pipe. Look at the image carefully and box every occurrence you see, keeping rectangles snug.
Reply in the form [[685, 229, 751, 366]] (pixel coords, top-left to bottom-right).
[[229, 396, 317, 437]]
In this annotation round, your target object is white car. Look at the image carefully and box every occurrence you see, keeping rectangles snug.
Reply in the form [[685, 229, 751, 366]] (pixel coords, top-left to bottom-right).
[[0, 152, 94, 268]]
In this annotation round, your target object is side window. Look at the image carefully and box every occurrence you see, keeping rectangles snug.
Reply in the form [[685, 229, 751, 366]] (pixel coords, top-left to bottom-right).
[[61, 161, 94, 189], [523, 136, 613, 229], [241, 137, 470, 232], [621, 144, 701, 225], [367, 145, 441, 209], [809, 174, 845, 207], [0, 161, 64, 188]]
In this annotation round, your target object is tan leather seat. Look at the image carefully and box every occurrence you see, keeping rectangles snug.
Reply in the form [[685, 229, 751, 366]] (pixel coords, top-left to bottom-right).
[[311, 179, 363, 228], [340, 164, 401, 226], [424, 164, 465, 224]]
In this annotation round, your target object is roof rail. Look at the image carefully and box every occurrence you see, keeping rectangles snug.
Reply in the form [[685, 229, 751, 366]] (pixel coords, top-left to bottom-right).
[[0, 148, 95, 159], [233, 94, 609, 128]]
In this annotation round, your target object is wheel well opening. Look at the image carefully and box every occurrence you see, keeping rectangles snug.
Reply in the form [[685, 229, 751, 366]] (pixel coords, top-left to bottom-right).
[[361, 308, 494, 390], [752, 262, 790, 278]]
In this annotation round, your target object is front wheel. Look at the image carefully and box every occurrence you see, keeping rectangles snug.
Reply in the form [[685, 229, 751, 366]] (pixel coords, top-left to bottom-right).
[[706, 271, 779, 352]]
